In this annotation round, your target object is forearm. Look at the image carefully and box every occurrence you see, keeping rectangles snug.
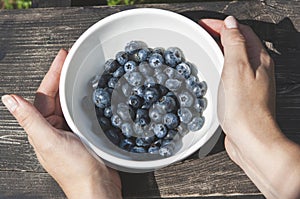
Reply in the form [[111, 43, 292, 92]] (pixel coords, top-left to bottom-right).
[[62, 178, 122, 199], [58, 167, 122, 199], [229, 116, 300, 199]]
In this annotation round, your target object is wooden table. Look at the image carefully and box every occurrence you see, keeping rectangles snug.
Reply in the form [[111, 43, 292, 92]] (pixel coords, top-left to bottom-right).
[[0, 0, 299, 198]]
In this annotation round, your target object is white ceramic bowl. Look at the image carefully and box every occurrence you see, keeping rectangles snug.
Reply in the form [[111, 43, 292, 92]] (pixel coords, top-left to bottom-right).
[[60, 8, 223, 173]]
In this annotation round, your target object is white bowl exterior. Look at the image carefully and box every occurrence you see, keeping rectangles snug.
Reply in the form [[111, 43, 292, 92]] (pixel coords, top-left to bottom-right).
[[60, 8, 223, 171]]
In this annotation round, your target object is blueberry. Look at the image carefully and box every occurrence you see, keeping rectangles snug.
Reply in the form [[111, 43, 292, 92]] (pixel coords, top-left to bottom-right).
[[143, 76, 156, 87], [186, 75, 199, 89], [176, 124, 189, 137], [104, 106, 113, 118], [158, 85, 169, 97], [111, 114, 123, 128], [178, 91, 193, 107], [105, 129, 121, 145], [156, 73, 168, 85], [161, 139, 173, 147], [104, 59, 120, 73], [107, 77, 119, 88], [164, 47, 184, 67], [141, 101, 153, 109], [191, 84, 202, 98], [194, 97, 207, 113], [163, 113, 179, 129], [113, 66, 125, 78], [132, 85, 145, 97], [124, 61, 137, 73], [131, 146, 147, 153], [153, 124, 167, 138], [93, 88, 111, 108], [191, 81, 207, 98], [128, 53, 139, 63], [97, 73, 112, 88], [136, 136, 154, 147], [144, 136, 155, 143], [166, 91, 178, 100], [135, 108, 150, 127], [121, 83, 132, 97], [198, 81, 207, 96], [143, 87, 160, 104], [176, 62, 191, 78], [153, 139, 162, 147], [149, 107, 163, 123], [116, 51, 129, 65], [187, 116, 205, 131], [152, 47, 165, 55], [154, 68, 163, 76], [133, 123, 144, 136], [121, 123, 134, 138], [137, 48, 151, 62], [149, 53, 164, 68], [97, 116, 111, 130], [164, 67, 176, 78], [117, 103, 132, 122], [154, 103, 166, 116], [128, 95, 143, 109], [165, 129, 179, 140], [159, 144, 174, 157], [90, 75, 101, 89], [165, 79, 182, 91], [104, 87, 114, 95], [125, 41, 148, 54], [138, 61, 154, 76], [177, 108, 193, 124], [127, 72, 143, 87], [158, 95, 177, 113], [148, 145, 160, 154], [119, 138, 135, 151], [135, 137, 145, 147]]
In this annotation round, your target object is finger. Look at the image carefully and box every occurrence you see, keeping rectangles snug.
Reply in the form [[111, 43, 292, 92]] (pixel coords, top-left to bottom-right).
[[37, 49, 68, 98], [55, 92, 63, 116], [2, 94, 60, 151], [34, 49, 67, 116], [198, 18, 223, 37], [238, 25, 273, 72], [220, 16, 253, 76]]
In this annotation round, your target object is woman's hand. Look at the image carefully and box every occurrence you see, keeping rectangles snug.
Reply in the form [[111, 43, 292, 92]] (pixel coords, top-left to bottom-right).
[[199, 16, 300, 199], [2, 49, 122, 199]]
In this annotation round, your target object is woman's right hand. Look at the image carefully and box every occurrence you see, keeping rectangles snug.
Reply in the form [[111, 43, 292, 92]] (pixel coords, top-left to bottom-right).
[[200, 16, 300, 199]]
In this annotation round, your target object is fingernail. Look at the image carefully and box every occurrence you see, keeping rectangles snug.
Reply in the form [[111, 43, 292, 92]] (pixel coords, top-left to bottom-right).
[[224, 16, 238, 29], [2, 95, 18, 112]]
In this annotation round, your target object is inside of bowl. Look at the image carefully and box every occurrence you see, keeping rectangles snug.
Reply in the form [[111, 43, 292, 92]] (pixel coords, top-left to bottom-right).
[[63, 9, 222, 165]]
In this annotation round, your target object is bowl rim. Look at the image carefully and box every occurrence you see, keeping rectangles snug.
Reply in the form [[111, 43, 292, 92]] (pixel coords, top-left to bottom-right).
[[59, 8, 224, 170]]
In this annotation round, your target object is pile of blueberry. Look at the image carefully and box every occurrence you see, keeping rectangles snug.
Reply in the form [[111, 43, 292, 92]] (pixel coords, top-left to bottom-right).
[[92, 41, 207, 157]]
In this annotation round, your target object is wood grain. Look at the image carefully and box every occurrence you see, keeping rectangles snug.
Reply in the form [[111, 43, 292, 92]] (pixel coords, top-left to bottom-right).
[[0, 0, 299, 198]]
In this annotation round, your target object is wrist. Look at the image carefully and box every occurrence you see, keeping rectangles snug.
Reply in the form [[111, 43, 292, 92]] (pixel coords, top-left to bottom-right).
[[60, 167, 122, 199]]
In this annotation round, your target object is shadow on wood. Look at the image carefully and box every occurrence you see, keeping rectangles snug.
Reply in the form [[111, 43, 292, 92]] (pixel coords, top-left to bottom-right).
[[120, 171, 161, 199]]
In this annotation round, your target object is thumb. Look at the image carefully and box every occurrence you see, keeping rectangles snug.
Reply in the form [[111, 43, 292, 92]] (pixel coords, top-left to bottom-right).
[[220, 16, 252, 75], [2, 94, 59, 150]]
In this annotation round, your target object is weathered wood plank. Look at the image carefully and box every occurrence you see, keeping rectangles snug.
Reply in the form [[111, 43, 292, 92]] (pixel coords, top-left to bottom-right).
[[0, 0, 299, 198], [121, 151, 264, 199], [0, 171, 65, 199]]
